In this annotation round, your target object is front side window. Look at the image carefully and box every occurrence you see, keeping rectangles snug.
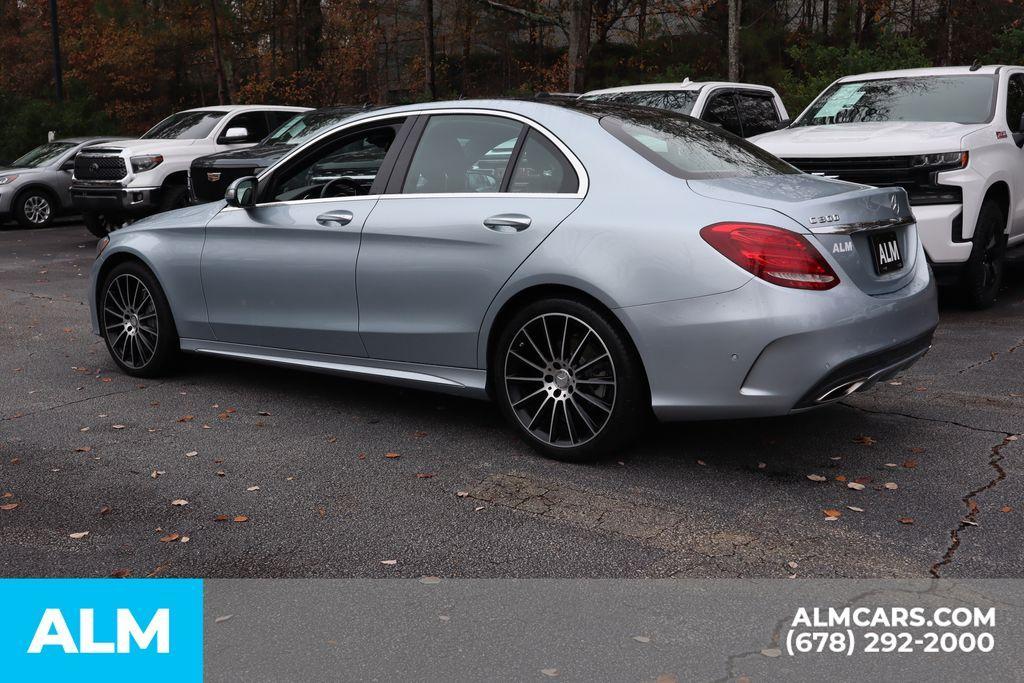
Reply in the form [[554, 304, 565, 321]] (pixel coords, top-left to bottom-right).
[[12, 142, 75, 167], [403, 115, 523, 194], [269, 123, 400, 202], [601, 108, 797, 179], [795, 76, 997, 127], [508, 131, 578, 194], [220, 111, 271, 143], [1006, 74, 1024, 132], [737, 93, 780, 137], [581, 90, 698, 115], [700, 92, 743, 136], [142, 111, 227, 140]]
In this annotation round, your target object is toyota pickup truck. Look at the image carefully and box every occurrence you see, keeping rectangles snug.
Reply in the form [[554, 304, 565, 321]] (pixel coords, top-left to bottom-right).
[[71, 104, 308, 236], [752, 65, 1024, 308]]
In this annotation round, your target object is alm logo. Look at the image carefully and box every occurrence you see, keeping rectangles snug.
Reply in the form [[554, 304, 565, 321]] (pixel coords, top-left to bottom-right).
[[28, 608, 170, 654]]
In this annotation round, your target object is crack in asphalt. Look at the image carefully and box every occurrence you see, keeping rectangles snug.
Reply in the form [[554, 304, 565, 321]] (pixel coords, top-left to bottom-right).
[[839, 401, 1012, 436], [955, 336, 1024, 375], [930, 434, 1019, 578], [1, 384, 158, 422]]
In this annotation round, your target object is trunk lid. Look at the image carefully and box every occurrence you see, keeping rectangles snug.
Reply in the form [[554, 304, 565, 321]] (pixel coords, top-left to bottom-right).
[[688, 174, 918, 296]]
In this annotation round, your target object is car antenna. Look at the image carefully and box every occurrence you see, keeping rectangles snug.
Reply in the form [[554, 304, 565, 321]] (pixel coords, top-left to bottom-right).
[[969, 60, 983, 72]]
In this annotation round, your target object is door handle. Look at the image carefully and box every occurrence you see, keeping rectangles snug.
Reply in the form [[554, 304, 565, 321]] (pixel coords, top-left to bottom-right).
[[316, 210, 355, 228], [483, 213, 532, 233]]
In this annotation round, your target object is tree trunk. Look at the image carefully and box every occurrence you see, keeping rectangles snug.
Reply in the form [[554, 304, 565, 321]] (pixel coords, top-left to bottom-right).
[[637, 0, 647, 49], [299, 0, 324, 70], [945, 0, 953, 64], [823, 0, 829, 36], [727, 0, 740, 82], [423, 0, 436, 99], [566, 0, 591, 92], [208, 0, 230, 104]]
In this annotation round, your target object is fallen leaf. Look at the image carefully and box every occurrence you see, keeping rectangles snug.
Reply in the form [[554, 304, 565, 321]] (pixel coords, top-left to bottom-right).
[[902, 459, 918, 469], [69, 531, 89, 539], [908, 447, 926, 453], [854, 476, 872, 484], [823, 508, 842, 519], [1, 493, 11, 498], [787, 561, 798, 569], [177, 415, 195, 423], [540, 669, 559, 678], [109, 568, 131, 578], [74, 446, 92, 453], [456, 491, 469, 497], [414, 430, 428, 438], [151, 470, 165, 479], [415, 473, 434, 479], [384, 452, 401, 459], [847, 482, 866, 491], [99, 505, 112, 516], [847, 506, 865, 513], [757, 462, 767, 469], [180, 536, 190, 543], [806, 474, 827, 482], [898, 517, 914, 525], [233, 515, 249, 523], [214, 514, 229, 522], [258, 411, 271, 416], [380, 559, 397, 565], [0, 503, 19, 511], [112, 424, 126, 430], [185, 451, 198, 458], [159, 533, 180, 542], [632, 635, 651, 643], [656, 675, 681, 683], [761, 648, 782, 658], [214, 615, 233, 623], [853, 435, 877, 446], [884, 463, 899, 468], [1001, 505, 1014, 513], [696, 459, 706, 466], [884, 482, 899, 490], [835, 475, 847, 482], [246, 486, 260, 492], [474, 506, 484, 511], [171, 499, 188, 506], [216, 470, 226, 477]]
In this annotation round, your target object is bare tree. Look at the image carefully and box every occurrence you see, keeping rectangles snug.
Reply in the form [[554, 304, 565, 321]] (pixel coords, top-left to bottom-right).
[[424, 0, 437, 99], [208, 0, 230, 104], [727, 0, 740, 81]]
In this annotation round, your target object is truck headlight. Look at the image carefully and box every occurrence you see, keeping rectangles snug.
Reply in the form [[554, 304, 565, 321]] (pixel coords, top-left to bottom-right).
[[911, 151, 968, 170], [130, 154, 164, 173], [0, 174, 18, 185]]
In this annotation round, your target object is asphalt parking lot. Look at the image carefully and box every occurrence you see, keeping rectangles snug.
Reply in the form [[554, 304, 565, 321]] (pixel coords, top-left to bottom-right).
[[1, 224, 1021, 580]]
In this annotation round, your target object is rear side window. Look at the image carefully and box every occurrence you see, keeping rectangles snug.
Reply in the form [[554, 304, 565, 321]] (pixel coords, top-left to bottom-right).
[[737, 93, 780, 137], [508, 131, 579, 194], [700, 92, 743, 136], [600, 109, 797, 179], [403, 114, 523, 194], [220, 111, 271, 143], [1006, 74, 1024, 131]]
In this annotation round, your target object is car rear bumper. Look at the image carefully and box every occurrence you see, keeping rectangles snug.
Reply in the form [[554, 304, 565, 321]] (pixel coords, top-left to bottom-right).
[[615, 254, 938, 421], [70, 185, 160, 214]]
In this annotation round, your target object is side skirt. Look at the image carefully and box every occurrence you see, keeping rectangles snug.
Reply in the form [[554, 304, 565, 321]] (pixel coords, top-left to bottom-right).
[[179, 338, 489, 399]]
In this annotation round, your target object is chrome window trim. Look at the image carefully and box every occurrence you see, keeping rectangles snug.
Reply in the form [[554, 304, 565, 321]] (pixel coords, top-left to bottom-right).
[[235, 107, 589, 210]]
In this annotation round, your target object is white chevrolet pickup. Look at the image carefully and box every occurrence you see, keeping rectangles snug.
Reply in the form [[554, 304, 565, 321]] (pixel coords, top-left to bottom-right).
[[71, 104, 307, 236], [752, 66, 1024, 308]]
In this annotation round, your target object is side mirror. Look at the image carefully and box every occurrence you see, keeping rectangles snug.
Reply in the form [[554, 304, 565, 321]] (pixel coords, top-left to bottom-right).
[[774, 118, 793, 131], [223, 126, 250, 143], [225, 176, 257, 208]]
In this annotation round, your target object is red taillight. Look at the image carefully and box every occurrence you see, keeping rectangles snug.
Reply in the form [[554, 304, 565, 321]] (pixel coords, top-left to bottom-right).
[[700, 222, 839, 291]]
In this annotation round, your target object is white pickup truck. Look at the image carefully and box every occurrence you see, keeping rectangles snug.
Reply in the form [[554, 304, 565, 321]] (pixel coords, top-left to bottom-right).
[[71, 104, 308, 236], [752, 66, 1024, 308]]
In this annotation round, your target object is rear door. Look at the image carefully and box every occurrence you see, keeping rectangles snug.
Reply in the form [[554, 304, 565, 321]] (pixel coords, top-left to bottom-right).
[[356, 111, 585, 367]]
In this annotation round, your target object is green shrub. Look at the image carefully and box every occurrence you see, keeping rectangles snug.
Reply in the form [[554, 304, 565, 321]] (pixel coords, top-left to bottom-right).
[[0, 83, 117, 164]]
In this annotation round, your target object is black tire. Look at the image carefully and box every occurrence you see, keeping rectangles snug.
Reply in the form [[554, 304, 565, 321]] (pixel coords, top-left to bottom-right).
[[159, 185, 189, 212], [84, 212, 123, 238], [491, 297, 648, 462], [100, 261, 179, 377], [962, 200, 1007, 310], [14, 189, 55, 228]]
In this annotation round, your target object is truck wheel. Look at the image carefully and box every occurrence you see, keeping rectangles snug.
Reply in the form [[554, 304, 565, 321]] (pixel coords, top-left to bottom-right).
[[83, 212, 122, 238], [14, 190, 55, 228], [159, 185, 189, 213], [962, 200, 1007, 310]]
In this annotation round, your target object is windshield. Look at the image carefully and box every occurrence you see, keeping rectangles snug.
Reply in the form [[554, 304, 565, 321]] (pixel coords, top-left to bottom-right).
[[11, 142, 75, 168], [265, 110, 356, 145], [600, 108, 797, 180], [795, 76, 996, 127], [142, 111, 227, 140], [581, 90, 698, 115]]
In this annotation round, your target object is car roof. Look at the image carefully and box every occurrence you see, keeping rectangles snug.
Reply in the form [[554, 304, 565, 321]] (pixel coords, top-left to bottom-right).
[[838, 65, 1007, 82], [180, 104, 311, 114], [583, 80, 778, 96]]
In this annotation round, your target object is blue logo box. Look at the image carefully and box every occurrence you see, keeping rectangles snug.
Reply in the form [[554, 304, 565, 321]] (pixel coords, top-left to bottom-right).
[[0, 579, 202, 681]]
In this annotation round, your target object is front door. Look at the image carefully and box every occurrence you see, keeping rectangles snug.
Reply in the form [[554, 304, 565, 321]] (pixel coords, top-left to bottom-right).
[[201, 118, 408, 356], [357, 113, 585, 367]]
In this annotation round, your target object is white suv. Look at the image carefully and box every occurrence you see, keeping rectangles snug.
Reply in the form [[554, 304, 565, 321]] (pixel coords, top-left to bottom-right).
[[580, 79, 789, 138], [752, 66, 1024, 308], [71, 104, 308, 236]]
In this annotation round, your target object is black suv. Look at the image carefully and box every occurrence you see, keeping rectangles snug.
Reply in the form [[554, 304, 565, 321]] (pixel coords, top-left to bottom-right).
[[189, 106, 370, 203]]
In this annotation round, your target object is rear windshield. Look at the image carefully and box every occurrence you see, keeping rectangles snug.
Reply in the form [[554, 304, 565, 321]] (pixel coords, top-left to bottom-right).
[[142, 111, 227, 140], [600, 109, 796, 179], [794, 76, 996, 126], [581, 90, 698, 115]]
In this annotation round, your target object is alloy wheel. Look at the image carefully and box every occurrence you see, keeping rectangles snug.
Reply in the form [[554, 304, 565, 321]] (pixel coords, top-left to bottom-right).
[[23, 196, 51, 225], [503, 313, 617, 448], [102, 274, 160, 369]]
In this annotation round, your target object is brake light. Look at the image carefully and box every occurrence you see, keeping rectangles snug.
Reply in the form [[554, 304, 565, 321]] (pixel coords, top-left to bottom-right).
[[700, 222, 839, 290]]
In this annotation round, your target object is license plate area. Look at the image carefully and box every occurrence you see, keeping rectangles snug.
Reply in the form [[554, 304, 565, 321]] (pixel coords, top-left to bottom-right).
[[869, 230, 903, 275]]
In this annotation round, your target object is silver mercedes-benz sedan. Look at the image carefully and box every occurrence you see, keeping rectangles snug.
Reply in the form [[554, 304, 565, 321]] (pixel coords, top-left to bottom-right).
[[89, 99, 938, 461]]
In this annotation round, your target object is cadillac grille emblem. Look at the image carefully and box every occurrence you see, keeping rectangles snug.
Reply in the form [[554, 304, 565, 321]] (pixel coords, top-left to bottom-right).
[[207, 172, 222, 182], [891, 193, 899, 215]]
